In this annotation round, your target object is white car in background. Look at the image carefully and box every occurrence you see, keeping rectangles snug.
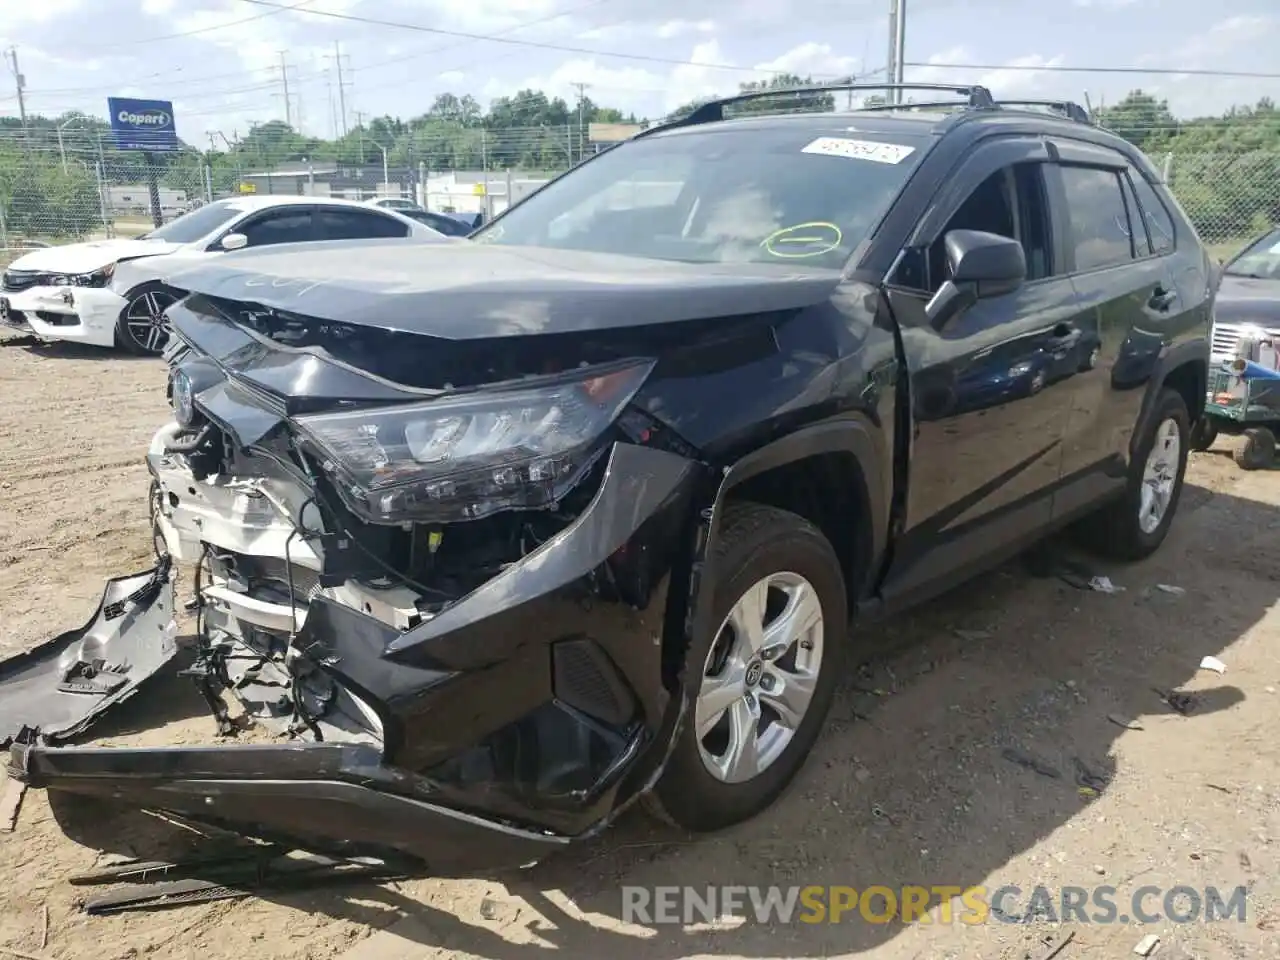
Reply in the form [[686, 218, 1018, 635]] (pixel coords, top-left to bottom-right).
[[366, 197, 423, 212], [0, 196, 446, 356]]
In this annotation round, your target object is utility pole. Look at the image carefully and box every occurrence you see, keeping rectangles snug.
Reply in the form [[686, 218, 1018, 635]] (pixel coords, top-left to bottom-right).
[[5, 47, 27, 133], [885, 0, 898, 104], [353, 109, 367, 162], [570, 81, 590, 163], [329, 42, 349, 137], [278, 51, 292, 127], [893, 0, 907, 96]]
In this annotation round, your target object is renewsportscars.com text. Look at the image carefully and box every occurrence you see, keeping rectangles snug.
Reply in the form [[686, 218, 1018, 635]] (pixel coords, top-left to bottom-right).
[[621, 884, 1249, 925]]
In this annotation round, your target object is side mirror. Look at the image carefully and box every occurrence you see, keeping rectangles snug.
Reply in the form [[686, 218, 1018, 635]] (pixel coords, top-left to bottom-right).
[[220, 233, 248, 251], [925, 229, 1027, 327]]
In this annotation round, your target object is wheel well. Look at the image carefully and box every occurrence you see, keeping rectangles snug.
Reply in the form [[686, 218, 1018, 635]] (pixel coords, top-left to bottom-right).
[[726, 452, 870, 608], [1163, 360, 1206, 421]]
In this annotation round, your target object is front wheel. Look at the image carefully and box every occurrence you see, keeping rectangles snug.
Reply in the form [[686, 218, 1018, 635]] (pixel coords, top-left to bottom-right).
[[1189, 415, 1218, 452], [646, 502, 847, 833], [1076, 388, 1190, 561], [116, 284, 180, 356]]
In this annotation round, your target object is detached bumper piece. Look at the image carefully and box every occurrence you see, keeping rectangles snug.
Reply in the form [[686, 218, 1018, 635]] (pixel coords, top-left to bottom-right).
[[0, 560, 178, 745], [8, 740, 571, 874], [68, 845, 417, 915]]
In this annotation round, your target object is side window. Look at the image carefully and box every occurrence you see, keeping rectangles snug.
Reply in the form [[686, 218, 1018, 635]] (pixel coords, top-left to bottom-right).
[[1118, 174, 1151, 258], [1127, 171, 1175, 254], [902, 162, 1054, 293], [238, 210, 313, 247], [315, 210, 410, 240], [1058, 165, 1134, 271]]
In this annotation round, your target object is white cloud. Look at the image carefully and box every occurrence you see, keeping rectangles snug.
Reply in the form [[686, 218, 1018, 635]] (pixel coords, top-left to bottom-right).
[[485, 39, 863, 119], [576, 18, 714, 42], [0, 0, 82, 28], [907, 47, 1067, 99]]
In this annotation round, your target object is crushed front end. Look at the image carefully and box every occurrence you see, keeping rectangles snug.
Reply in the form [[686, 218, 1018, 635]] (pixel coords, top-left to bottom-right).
[[10, 292, 706, 874]]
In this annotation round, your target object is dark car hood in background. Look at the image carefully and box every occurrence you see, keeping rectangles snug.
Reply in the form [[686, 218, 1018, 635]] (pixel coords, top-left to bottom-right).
[[157, 241, 843, 340], [1214, 274, 1280, 325]]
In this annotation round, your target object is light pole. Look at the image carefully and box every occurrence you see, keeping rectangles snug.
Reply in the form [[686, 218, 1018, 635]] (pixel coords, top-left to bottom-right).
[[377, 144, 389, 189], [57, 116, 89, 174]]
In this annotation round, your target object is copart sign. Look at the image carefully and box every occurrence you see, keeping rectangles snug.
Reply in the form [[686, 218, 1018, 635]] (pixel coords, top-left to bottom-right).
[[107, 97, 179, 153]]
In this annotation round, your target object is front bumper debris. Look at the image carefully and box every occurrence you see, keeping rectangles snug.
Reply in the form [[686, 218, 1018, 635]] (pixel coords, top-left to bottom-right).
[[0, 285, 125, 348], [0, 560, 178, 745], [8, 740, 569, 873]]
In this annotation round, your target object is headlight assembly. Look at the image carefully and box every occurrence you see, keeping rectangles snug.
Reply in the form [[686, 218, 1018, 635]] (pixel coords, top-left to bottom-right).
[[57, 264, 116, 288], [293, 360, 654, 525]]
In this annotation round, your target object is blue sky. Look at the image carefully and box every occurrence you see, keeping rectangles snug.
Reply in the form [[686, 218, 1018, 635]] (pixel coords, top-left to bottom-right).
[[2, 0, 1278, 141]]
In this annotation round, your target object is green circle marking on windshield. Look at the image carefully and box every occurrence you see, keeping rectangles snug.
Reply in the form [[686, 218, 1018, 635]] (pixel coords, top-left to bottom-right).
[[761, 222, 843, 259]]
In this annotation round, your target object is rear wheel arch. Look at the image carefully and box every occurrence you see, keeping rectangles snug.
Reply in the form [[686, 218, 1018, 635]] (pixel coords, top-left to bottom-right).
[[1130, 338, 1208, 459]]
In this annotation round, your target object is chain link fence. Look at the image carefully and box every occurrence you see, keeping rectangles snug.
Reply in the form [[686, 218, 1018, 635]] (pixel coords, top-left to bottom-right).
[[3, 127, 1279, 266]]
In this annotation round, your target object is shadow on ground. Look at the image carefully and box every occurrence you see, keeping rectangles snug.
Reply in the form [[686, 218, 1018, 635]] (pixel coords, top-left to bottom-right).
[[41, 480, 1279, 958], [0, 334, 158, 362]]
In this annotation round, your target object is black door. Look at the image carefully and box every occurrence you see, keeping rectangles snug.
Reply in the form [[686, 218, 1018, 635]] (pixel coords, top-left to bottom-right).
[[880, 138, 1083, 608], [233, 207, 315, 248], [1043, 143, 1185, 520], [314, 208, 411, 240]]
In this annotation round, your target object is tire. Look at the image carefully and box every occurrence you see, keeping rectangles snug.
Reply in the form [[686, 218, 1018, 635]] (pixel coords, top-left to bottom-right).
[[115, 283, 180, 356], [1189, 416, 1218, 452], [1077, 387, 1190, 562], [1234, 426, 1276, 470], [646, 502, 847, 833]]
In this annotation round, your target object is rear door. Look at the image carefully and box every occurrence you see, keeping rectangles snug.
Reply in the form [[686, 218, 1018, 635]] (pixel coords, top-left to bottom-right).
[[879, 137, 1081, 606], [314, 208, 411, 240], [1043, 142, 1181, 519]]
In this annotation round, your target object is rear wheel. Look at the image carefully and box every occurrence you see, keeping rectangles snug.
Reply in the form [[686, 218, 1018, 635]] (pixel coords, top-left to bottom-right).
[[116, 284, 179, 356], [646, 503, 846, 833], [1077, 388, 1189, 561], [1234, 426, 1276, 470]]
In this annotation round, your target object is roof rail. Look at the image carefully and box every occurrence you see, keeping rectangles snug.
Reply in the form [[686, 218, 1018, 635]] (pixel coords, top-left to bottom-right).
[[991, 99, 1092, 124], [637, 82, 995, 137], [855, 97, 1092, 125]]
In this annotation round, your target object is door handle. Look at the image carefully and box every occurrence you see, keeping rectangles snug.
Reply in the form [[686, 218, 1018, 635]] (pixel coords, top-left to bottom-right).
[[1149, 286, 1178, 311]]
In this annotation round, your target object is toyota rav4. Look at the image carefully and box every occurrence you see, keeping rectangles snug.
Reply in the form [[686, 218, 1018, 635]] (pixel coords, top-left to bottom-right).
[[4, 83, 1212, 875]]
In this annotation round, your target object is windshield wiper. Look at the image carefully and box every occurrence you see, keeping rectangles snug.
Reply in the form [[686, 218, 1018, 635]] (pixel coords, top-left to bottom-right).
[[1223, 270, 1267, 279]]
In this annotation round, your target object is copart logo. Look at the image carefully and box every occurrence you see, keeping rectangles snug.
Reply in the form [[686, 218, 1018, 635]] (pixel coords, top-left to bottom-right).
[[118, 109, 171, 127]]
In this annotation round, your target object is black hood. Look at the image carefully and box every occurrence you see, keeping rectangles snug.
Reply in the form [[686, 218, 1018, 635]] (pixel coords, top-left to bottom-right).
[[158, 240, 842, 339], [1214, 273, 1280, 326]]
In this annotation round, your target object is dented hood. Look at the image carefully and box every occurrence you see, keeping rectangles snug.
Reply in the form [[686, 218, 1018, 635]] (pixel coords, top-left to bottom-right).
[[156, 240, 843, 339]]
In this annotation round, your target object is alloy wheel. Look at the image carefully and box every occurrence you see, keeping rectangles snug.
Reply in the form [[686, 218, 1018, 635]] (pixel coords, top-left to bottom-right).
[[1139, 416, 1181, 534], [124, 290, 177, 355], [695, 571, 825, 784]]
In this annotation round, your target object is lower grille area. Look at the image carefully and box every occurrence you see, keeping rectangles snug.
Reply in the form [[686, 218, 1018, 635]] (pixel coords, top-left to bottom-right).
[[1211, 320, 1280, 358]]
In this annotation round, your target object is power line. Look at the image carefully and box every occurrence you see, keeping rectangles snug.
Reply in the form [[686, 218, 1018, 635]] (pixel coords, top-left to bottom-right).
[[87, 0, 317, 50], [231, 0, 841, 78], [907, 61, 1280, 80]]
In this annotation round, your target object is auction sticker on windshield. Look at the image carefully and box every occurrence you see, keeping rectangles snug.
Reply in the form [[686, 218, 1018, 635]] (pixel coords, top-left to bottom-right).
[[801, 137, 916, 164]]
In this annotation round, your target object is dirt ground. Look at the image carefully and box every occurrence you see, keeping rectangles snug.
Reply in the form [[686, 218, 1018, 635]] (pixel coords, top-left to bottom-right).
[[1, 332, 1278, 960]]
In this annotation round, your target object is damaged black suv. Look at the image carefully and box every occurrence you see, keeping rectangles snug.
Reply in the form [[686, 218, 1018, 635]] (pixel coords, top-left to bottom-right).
[[5, 83, 1212, 874]]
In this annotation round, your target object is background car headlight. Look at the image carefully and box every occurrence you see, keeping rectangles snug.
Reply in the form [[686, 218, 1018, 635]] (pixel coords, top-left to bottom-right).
[[62, 265, 115, 287], [169, 368, 196, 427], [293, 360, 654, 525]]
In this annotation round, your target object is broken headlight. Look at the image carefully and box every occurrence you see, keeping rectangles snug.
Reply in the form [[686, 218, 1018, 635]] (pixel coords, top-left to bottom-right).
[[293, 359, 654, 525]]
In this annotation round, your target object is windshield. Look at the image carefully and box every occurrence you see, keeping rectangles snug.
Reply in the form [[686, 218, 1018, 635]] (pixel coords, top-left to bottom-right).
[[471, 124, 929, 268], [1224, 227, 1280, 280], [141, 200, 243, 244]]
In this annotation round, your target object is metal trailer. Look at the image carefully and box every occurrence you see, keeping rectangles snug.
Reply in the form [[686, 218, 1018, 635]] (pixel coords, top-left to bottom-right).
[[1192, 363, 1280, 469]]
